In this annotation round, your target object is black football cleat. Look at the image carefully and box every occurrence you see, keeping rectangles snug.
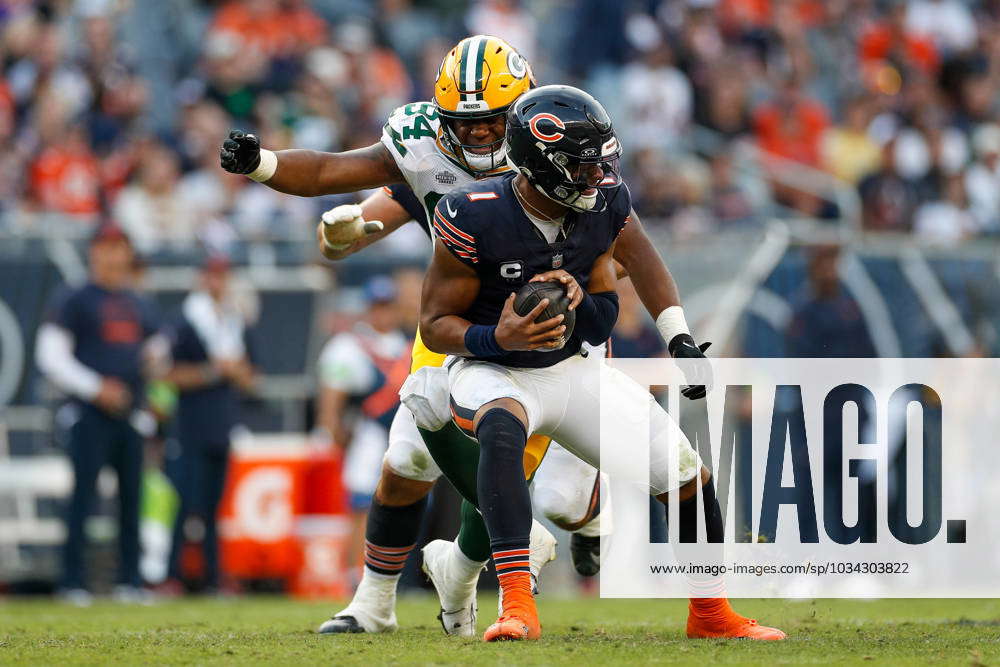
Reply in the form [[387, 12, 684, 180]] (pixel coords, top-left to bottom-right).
[[317, 615, 366, 634], [570, 533, 601, 577]]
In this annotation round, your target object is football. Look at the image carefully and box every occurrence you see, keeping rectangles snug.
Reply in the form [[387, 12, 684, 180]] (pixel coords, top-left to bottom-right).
[[514, 280, 576, 344]]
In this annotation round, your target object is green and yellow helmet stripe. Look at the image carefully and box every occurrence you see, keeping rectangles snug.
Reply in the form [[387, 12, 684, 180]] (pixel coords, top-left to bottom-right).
[[457, 38, 472, 99], [473, 37, 488, 101], [435, 34, 534, 117]]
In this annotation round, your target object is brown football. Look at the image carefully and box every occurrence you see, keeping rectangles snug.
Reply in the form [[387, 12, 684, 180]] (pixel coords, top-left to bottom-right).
[[513, 280, 576, 343]]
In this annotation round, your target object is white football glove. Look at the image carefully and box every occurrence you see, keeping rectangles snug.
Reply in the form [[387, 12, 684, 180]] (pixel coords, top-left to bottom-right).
[[320, 204, 384, 250]]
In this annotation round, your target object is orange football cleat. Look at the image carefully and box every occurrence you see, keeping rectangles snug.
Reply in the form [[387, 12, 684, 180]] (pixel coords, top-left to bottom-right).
[[686, 604, 786, 640], [483, 588, 541, 641]]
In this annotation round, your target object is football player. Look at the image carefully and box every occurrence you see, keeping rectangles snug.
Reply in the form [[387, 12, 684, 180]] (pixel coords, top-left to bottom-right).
[[219, 35, 710, 637], [416, 84, 786, 642], [221, 36, 605, 635]]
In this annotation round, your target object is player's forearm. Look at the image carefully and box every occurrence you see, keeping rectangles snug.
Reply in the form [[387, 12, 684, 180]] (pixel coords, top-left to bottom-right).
[[263, 145, 403, 196], [316, 215, 406, 261], [575, 291, 619, 345], [420, 315, 476, 355]]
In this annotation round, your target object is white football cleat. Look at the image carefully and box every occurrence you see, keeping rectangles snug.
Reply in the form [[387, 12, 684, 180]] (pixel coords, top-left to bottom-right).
[[317, 570, 398, 634], [528, 520, 558, 587], [422, 539, 483, 637]]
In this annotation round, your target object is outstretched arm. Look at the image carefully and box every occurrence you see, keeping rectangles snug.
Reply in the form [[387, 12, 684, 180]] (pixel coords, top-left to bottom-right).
[[221, 131, 404, 197]]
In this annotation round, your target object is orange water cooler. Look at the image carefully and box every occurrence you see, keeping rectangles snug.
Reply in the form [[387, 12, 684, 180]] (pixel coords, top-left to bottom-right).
[[218, 434, 351, 597]]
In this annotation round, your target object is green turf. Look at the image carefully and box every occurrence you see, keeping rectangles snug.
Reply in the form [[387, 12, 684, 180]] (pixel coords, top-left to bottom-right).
[[2, 595, 999, 665]]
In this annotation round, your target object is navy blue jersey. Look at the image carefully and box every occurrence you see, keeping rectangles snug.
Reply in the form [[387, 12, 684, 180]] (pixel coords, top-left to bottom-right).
[[433, 172, 631, 368], [47, 283, 159, 406], [385, 184, 430, 238], [170, 318, 256, 446]]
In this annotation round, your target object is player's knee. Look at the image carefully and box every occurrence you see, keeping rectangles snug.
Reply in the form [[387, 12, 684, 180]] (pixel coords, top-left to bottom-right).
[[473, 399, 527, 433], [473, 405, 527, 462], [374, 463, 434, 506]]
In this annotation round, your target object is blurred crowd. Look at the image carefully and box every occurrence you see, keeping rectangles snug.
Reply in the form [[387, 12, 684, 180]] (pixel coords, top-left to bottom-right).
[[4, 0, 1000, 252]]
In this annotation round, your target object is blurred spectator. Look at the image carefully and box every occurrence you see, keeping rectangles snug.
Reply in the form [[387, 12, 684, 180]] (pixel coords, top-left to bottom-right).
[[621, 37, 692, 151], [905, 0, 977, 55], [466, 0, 537, 62], [753, 74, 829, 167], [783, 244, 876, 543], [3, 0, 1000, 244], [335, 20, 412, 132], [913, 173, 976, 243], [785, 244, 876, 358], [693, 59, 752, 140], [858, 139, 919, 232], [35, 224, 161, 605], [27, 107, 102, 222], [164, 255, 257, 593], [709, 151, 756, 225], [564, 0, 628, 82], [209, 0, 325, 63], [821, 95, 880, 184], [112, 142, 198, 252], [316, 276, 411, 579], [76, 6, 147, 153], [964, 123, 1000, 233], [859, 2, 939, 79], [379, 0, 441, 80]]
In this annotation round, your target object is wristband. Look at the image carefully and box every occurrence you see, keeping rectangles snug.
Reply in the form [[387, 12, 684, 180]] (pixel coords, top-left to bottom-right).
[[464, 325, 505, 357], [248, 148, 277, 182], [655, 306, 690, 348]]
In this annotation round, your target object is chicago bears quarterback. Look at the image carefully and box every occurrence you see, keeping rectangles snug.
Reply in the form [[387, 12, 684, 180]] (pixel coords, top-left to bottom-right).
[[417, 85, 786, 642], [219, 35, 714, 638]]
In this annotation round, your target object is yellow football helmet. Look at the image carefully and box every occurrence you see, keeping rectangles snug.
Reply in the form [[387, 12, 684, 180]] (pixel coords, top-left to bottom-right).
[[434, 35, 535, 173]]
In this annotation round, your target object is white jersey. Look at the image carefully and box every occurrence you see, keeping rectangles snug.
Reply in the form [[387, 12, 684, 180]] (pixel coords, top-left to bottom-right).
[[380, 101, 508, 233]]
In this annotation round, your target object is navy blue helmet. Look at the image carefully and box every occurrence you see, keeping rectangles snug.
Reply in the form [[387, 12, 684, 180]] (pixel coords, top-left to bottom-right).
[[504, 85, 622, 212]]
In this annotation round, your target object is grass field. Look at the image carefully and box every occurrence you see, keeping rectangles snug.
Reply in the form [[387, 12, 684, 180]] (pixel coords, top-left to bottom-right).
[[2, 595, 999, 665]]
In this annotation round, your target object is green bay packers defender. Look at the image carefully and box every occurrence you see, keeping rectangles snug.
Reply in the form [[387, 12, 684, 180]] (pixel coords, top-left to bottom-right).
[[220, 35, 716, 638]]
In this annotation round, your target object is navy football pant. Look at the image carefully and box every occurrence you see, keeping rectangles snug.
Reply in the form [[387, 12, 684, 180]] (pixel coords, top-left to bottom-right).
[[63, 406, 143, 590]]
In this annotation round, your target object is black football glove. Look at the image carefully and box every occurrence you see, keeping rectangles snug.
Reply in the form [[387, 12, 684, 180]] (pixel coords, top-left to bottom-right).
[[220, 130, 262, 174], [668, 334, 713, 400]]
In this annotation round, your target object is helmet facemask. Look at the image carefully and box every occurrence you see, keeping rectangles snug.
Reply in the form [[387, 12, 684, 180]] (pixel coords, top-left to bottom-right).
[[439, 111, 509, 174], [511, 139, 622, 213]]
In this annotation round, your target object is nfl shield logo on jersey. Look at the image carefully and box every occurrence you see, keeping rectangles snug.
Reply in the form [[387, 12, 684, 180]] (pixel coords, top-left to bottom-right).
[[552, 253, 564, 268]]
